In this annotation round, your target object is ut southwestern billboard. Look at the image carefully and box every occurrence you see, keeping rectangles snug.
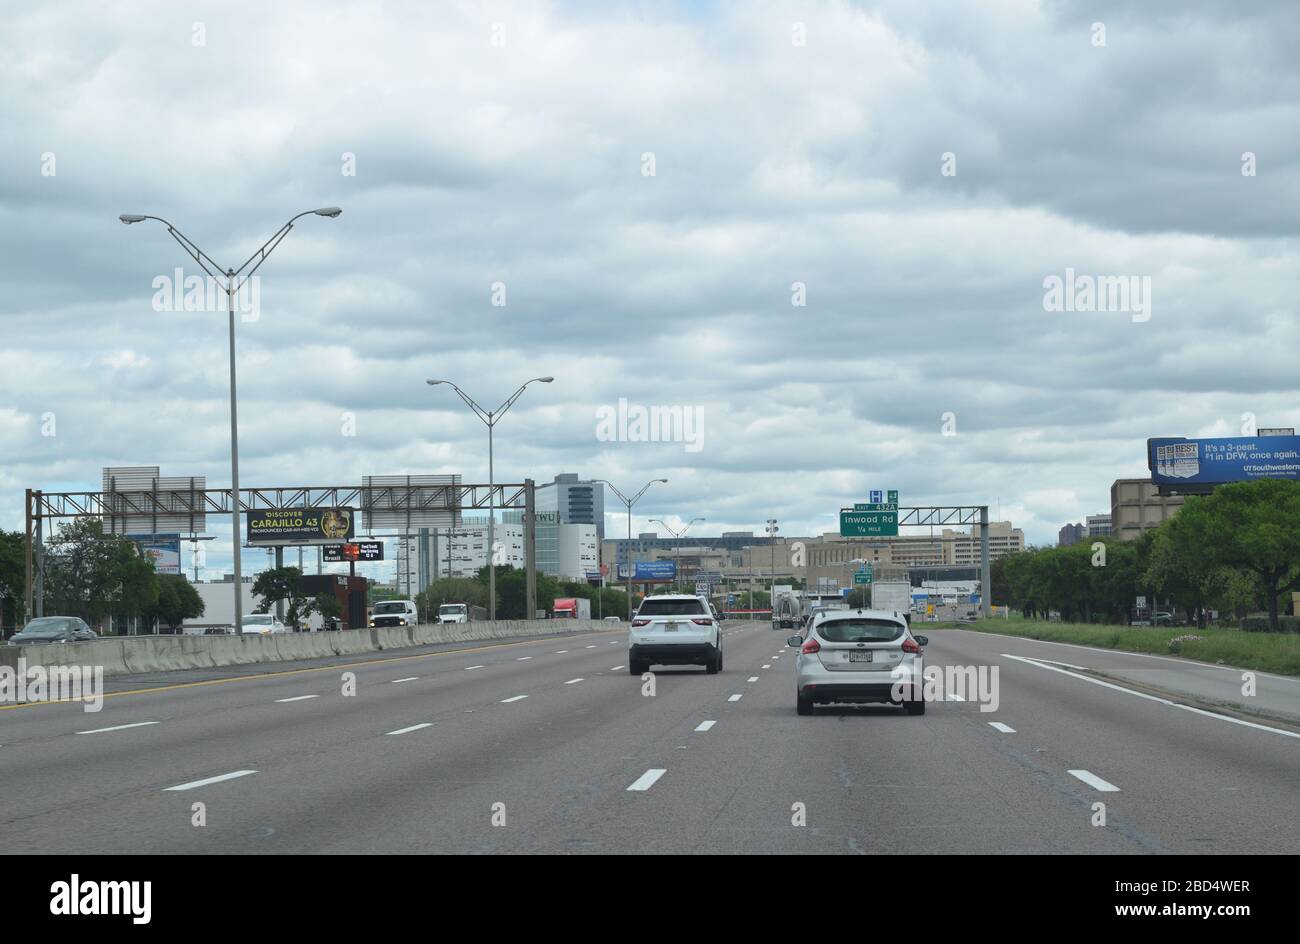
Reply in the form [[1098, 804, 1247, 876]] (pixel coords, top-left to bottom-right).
[[247, 508, 355, 546], [1148, 436, 1300, 486]]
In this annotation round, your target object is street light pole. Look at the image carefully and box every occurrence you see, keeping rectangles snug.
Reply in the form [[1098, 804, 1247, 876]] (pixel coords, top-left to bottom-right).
[[426, 377, 553, 620], [120, 207, 341, 633], [594, 479, 667, 621], [649, 516, 705, 540]]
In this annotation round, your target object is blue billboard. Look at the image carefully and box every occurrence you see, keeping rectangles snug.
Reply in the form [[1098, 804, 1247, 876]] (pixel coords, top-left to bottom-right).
[[617, 561, 678, 581], [1148, 436, 1300, 486]]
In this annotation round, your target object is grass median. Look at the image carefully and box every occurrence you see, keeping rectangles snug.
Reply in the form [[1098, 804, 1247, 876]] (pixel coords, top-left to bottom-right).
[[927, 618, 1300, 676]]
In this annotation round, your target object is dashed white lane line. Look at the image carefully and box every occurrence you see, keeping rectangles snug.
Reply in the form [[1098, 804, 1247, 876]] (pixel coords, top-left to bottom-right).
[[276, 695, 320, 703], [556, 650, 568, 654], [501, 695, 529, 703], [610, 665, 625, 671], [465, 665, 484, 670], [1068, 769, 1120, 792], [516, 657, 533, 661], [1002, 653, 1300, 741], [585, 645, 597, 649], [565, 678, 584, 685], [386, 723, 434, 736], [626, 768, 667, 792], [728, 694, 743, 702], [747, 676, 759, 682], [76, 721, 160, 735], [694, 720, 716, 732], [946, 693, 965, 701], [609, 641, 619, 644], [988, 722, 1016, 733], [762, 664, 771, 669], [391, 677, 419, 684], [164, 770, 257, 792]]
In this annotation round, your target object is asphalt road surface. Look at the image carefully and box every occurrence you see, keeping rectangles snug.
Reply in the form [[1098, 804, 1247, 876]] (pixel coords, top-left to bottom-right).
[[1, 622, 1296, 854]]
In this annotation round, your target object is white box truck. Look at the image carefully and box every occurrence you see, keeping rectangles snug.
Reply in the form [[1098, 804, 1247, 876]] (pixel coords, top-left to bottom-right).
[[870, 580, 913, 617]]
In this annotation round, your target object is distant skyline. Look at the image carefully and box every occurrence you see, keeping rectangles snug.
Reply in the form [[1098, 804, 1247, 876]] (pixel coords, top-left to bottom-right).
[[5, 1, 1299, 583]]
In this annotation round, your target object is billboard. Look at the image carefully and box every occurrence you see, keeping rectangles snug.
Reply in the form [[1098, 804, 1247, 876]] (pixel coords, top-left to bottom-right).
[[617, 561, 677, 581], [102, 467, 206, 535], [322, 541, 384, 563], [247, 508, 355, 546], [130, 533, 181, 575], [362, 474, 462, 530], [1148, 436, 1300, 487]]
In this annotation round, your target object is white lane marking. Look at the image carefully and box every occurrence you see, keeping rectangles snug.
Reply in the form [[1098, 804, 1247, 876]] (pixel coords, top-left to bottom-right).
[[556, 650, 568, 654], [76, 721, 160, 735], [988, 722, 1016, 733], [1002, 653, 1300, 740], [465, 665, 484, 670], [385, 723, 434, 736], [609, 640, 619, 644], [565, 678, 584, 685], [501, 695, 528, 703], [1069, 769, 1120, 792], [391, 677, 419, 684], [611, 665, 625, 671], [164, 770, 257, 792], [946, 693, 965, 701], [728, 694, 743, 702], [762, 664, 771, 669], [626, 768, 667, 792], [747, 676, 759, 682], [516, 657, 533, 661], [276, 695, 320, 703], [694, 720, 716, 732], [586, 645, 597, 649]]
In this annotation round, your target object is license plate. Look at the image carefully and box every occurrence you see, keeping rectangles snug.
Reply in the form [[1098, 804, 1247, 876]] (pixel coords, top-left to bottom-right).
[[848, 651, 873, 663], [664, 622, 679, 632]]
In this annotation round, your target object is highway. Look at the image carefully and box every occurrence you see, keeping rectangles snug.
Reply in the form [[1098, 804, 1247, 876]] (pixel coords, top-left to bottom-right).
[[1, 623, 1296, 854]]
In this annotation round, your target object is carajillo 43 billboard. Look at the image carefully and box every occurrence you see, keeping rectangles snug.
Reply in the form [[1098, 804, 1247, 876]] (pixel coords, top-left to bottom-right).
[[247, 508, 355, 546]]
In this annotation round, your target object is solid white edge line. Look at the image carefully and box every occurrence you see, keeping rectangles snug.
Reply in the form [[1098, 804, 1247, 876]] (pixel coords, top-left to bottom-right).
[[626, 768, 667, 791], [501, 695, 528, 703], [1068, 769, 1120, 792], [164, 769, 257, 791], [275, 695, 319, 703], [694, 720, 716, 732], [385, 722, 434, 735], [76, 721, 160, 735], [988, 721, 1016, 733], [1002, 653, 1300, 740]]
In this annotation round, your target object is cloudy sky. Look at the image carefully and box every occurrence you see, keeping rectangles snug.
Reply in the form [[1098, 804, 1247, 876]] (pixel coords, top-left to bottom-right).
[[3, 0, 1298, 581]]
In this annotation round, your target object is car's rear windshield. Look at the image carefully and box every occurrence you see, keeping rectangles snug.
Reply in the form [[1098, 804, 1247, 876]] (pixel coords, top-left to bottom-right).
[[439, 605, 464, 613], [374, 602, 408, 614], [818, 618, 905, 642], [638, 599, 706, 616], [245, 615, 273, 624]]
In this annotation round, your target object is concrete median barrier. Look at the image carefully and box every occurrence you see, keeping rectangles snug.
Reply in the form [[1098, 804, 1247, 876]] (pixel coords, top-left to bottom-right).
[[6, 618, 616, 678]]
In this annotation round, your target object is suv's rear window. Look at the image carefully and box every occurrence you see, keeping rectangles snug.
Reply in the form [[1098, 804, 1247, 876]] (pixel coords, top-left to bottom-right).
[[638, 599, 707, 616], [818, 618, 905, 642]]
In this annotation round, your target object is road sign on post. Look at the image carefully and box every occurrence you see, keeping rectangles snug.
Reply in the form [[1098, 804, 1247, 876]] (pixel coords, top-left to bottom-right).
[[853, 569, 872, 585]]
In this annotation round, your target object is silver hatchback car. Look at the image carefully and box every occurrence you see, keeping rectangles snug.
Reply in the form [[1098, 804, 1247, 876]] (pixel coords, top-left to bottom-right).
[[787, 609, 928, 715]]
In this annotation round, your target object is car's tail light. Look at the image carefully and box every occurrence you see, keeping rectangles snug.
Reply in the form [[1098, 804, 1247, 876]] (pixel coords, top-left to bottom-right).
[[632, 619, 650, 627], [690, 618, 713, 625], [801, 637, 820, 654], [902, 638, 921, 654]]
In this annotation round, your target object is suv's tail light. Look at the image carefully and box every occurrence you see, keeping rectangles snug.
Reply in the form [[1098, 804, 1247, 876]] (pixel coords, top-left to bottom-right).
[[902, 637, 921, 654], [801, 637, 820, 654], [631, 619, 650, 627], [690, 618, 713, 625]]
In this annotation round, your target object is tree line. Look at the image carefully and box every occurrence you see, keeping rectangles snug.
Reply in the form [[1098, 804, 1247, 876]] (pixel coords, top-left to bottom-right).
[[993, 479, 1300, 630], [418, 565, 631, 620]]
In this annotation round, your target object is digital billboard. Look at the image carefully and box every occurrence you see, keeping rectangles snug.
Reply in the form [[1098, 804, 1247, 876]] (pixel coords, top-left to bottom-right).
[[247, 508, 355, 546], [1148, 436, 1300, 486], [322, 541, 385, 562]]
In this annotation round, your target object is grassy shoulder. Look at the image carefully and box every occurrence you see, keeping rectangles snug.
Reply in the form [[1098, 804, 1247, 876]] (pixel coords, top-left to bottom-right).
[[928, 617, 1300, 676]]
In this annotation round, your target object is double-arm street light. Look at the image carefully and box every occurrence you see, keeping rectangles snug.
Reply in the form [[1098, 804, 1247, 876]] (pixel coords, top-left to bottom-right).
[[594, 478, 668, 621], [426, 377, 553, 620], [649, 517, 705, 541], [119, 207, 342, 632]]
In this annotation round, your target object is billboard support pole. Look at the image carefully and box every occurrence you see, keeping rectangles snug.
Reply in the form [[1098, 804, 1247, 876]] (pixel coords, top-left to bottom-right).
[[274, 545, 284, 621], [525, 479, 536, 620], [980, 505, 991, 619], [23, 489, 32, 626]]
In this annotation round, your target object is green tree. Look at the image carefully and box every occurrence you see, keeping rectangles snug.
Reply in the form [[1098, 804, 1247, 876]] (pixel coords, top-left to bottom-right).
[[251, 566, 316, 630], [145, 574, 206, 632], [0, 529, 26, 633], [1171, 480, 1300, 630], [42, 519, 159, 630]]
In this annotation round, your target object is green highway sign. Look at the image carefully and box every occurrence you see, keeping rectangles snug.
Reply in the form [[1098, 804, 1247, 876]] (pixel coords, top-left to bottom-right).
[[840, 510, 898, 537], [853, 570, 873, 585], [854, 502, 897, 512]]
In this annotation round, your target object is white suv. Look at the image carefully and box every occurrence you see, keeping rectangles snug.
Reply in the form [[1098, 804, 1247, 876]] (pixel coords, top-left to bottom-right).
[[628, 594, 723, 675]]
